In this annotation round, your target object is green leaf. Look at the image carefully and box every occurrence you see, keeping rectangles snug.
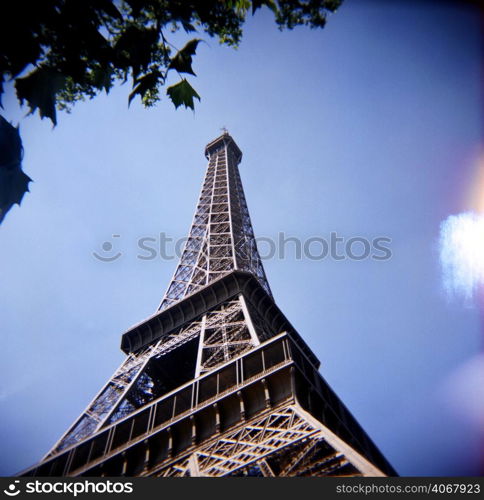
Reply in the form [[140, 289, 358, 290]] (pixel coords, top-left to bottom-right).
[[92, 66, 114, 93], [166, 78, 200, 110], [251, 0, 277, 15], [181, 21, 196, 33], [15, 68, 66, 125], [168, 39, 201, 76], [124, 0, 145, 17], [235, 0, 251, 14], [114, 26, 158, 79], [324, 0, 343, 12], [94, 0, 123, 21], [0, 116, 32, 225], [129, 71, 161, 106]]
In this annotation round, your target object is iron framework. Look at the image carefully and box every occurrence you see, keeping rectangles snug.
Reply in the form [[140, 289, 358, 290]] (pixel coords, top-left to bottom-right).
[[21, 132, 396, 477]]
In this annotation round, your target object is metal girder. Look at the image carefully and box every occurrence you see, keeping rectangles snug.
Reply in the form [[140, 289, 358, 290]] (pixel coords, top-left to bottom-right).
[[158, 132, 271, 311], [49, 294, 263, 455], [150, 405, 380, 477]]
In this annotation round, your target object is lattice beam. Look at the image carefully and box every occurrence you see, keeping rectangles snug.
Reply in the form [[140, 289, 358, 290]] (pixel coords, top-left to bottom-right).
[[150, 406, 381, 477]]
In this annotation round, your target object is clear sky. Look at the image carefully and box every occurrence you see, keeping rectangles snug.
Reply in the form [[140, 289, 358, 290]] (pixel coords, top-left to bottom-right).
[[0, 1, 482, 476]]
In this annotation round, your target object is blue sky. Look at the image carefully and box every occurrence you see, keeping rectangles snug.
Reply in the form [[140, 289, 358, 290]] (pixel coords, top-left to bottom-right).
[[0, 1, 482, 476]]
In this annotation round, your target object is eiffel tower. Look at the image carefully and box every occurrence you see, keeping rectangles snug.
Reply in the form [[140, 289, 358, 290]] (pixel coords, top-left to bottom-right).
[[21, 132, 396, 477]]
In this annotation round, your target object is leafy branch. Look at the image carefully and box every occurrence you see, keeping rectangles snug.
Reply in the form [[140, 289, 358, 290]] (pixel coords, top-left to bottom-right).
[[1, 0, 342, 121], [0, 0, 342, 224]]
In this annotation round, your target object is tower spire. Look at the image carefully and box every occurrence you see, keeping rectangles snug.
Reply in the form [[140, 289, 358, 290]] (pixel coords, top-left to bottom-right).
[[158, 132, 271, 311]]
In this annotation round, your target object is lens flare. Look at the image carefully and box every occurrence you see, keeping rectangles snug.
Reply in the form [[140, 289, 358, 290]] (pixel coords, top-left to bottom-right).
[[439, 212, 484, 303]]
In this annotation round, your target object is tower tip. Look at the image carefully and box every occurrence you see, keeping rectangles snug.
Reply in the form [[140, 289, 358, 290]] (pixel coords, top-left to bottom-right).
[[205, 131, 242, 163]]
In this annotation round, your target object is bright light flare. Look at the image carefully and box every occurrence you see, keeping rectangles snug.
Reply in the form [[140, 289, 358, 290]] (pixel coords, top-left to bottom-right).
[[439, 212, 484, 302]]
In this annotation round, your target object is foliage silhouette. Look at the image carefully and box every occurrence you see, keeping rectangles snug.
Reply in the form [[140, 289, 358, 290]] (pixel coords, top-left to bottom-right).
[[0, 0, 341, 223], [0, 117, 31, 224]]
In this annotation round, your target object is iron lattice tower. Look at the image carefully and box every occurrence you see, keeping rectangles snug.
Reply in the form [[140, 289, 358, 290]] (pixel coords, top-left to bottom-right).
[[21, 132, 395, 477]]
